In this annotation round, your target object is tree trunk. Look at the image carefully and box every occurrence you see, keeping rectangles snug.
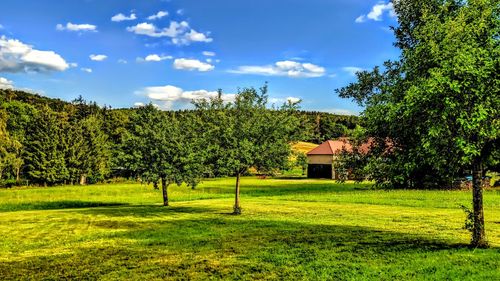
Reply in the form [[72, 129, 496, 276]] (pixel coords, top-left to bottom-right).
[[153, 181, 159, 190], [161, 177, 169, 206], [471, 158, 488, 248], [233, 172, 242, 214], [79, 174, 87, 185], [16, 167, 20, 182]]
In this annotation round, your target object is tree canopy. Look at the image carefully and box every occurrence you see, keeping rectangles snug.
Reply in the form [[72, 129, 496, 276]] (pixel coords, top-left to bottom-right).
[[337, 0, 499, 247], [194, 85, 302, 214]]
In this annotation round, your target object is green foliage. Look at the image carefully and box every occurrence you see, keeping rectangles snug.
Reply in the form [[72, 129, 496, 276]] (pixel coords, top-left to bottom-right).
[[460, 204, 475, 233], [295, 152, 308, 175], [23, 106, 69, 185], [337, 0, 499, 188], [194, 84, 302, 213], [122, 104, 206, 205]]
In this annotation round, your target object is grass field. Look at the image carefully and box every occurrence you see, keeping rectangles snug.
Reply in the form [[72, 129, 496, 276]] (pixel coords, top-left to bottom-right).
[[0, 178, 499, 280]]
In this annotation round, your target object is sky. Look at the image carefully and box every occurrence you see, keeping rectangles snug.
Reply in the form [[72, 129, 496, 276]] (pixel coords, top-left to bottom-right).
[[0, 0, 399, 114]]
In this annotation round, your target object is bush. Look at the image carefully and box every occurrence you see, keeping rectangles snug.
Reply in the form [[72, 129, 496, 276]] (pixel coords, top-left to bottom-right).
[[0, 179, 20, 188]]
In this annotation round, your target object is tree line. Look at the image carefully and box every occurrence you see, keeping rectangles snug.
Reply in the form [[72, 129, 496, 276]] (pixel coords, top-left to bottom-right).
[[0, 86, 310, 213], [0, 88, 359, 187]]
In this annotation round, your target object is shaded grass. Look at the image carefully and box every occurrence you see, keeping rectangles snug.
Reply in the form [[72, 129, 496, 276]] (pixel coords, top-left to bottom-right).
[[0, 178, 499, 280], [0, 201, 127, 212]]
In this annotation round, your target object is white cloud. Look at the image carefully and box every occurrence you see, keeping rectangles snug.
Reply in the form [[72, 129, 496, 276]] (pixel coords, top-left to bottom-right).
[[0, 77, 13, 89], [173, 29, 213, 45], [342, 66, 364, 76], [118, 59, 128, 64], [81, 68, 92, 73], [111, 13, 137, 22], [0, 36, 69, 73], [134, 102, 145, 107], [173, 58, 214, 72], [202, 51, 216, 57], [89, 54, 107, 61], [287, 97, 301, 103], [56, 22, 97, 32], [177, 9, 185, 15], [69, 62, 78, 68], [355, 1, 396, 23], [139, 85, 235, 106], [269, 96, 301, 104], [126, 21, 212, 45], [147, 11, 168, 20], [143, 54, 173, 62], [230, 60, 326, 78], [355, 16, 366, 23]]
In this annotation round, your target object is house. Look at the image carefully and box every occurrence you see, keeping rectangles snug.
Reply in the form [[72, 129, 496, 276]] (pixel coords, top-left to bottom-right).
[[306, 140, 349, 179], [306, 139, 371, 179]]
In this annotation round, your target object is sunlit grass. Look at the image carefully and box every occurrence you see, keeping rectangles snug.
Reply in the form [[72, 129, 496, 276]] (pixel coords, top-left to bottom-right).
[[0, 178, 499, 280]]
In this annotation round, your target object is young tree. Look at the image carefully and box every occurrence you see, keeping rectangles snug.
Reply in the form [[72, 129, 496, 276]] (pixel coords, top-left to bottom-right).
[[295, 152, 308, 176], [194, 85, 301, 214], [337, 0, 499, 247]]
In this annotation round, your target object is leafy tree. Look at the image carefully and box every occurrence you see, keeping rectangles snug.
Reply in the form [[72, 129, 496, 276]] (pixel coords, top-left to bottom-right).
[[123, 104, 204, 205], [194, 85, 301, 214], [337, 0, 499, 247]]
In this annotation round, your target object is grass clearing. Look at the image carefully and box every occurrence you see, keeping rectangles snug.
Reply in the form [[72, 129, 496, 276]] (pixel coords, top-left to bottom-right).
[[0, 178, 499, 280]]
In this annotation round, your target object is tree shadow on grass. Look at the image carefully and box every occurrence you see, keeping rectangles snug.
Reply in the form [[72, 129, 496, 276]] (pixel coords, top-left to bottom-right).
[[191, 182, 367, 199], [2, 217, 498, 280], [0, 201, 128, 212], [79, 204, 221, 218]]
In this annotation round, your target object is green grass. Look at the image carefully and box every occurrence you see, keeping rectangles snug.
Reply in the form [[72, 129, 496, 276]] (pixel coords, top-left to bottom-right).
[[0, 178, 499, 280]]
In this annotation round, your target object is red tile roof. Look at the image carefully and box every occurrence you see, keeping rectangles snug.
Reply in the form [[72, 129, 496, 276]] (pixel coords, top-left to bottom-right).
[[307, 139, 351, 155], [307, 138, 372, 155]]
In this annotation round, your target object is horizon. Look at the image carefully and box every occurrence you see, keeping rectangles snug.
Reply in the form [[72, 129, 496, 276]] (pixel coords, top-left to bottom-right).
[[0, 0, 399, 115]]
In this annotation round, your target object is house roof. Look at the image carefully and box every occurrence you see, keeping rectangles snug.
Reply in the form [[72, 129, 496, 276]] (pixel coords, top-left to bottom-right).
[[307, 139, 351, 155], [306, 138, 372, 155]]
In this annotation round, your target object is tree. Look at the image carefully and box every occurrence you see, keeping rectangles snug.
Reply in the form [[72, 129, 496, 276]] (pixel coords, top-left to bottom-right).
[[336, 0, 499, 247], [66, 115, 110, 185], [295, 152, 308, 176], [24, 106, 69, 186], [194, 85, 301, 214], [122, 104, 203, 206]]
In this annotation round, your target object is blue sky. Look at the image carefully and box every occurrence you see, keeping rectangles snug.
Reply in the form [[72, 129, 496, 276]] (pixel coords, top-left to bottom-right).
[[0, 0, 399, 114]]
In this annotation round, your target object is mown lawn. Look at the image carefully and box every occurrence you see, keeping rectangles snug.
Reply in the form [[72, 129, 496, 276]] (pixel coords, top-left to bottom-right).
[[0, 178, 499, 280]]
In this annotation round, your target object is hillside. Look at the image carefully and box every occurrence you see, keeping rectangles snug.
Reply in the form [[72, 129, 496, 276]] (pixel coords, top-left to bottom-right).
[[291, 141, 318, 154]]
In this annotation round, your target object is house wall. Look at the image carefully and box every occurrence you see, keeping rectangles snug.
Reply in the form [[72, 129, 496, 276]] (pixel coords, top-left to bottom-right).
[[307, 155, 344, 179], [307, 155, 334, 165]]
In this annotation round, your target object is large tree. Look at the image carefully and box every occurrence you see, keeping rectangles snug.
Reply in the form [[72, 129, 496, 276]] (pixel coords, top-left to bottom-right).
[[194, 85, 301, 214], [337, 0, 499, 247]]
